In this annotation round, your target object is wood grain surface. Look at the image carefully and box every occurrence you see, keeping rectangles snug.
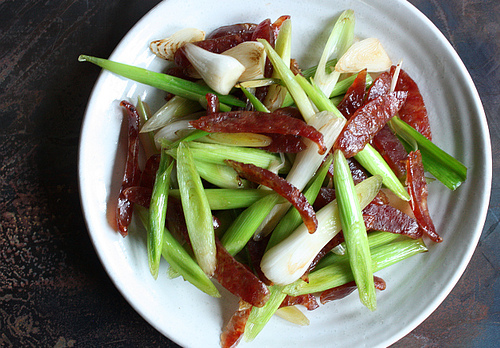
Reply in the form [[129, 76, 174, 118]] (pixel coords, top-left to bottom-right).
[[0, 0, 498, 347]]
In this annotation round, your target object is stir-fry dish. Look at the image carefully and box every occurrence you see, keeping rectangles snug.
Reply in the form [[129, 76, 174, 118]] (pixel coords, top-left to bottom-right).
[[79, 9, 467, 347]]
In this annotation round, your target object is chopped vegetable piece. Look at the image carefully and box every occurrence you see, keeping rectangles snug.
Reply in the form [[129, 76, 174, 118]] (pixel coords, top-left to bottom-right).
[[333, 149, 376, 311], [264, 17, 291, 111], [274, 306, 310, 326], [267, 154, 333, 250], [169, 188, 272, 210], [214, 240, 270, 307], [115, 100, 142, 237], [135, 97, 158, 158], [148, 151, 174, 279], [406, 150, 442, 243], [313, 9, 355, 97], [222, 41, 267, 81], [182, 43, 246, 95], [335, 38, 392, 73], [221, 193, 283, 256], [258, 39, 317, 122], [334, 91, 408, 158], [390, 116, 467, 190], [239, 86, 270, 112], [149, 28, 206, 61], [353, 144, 411, 200], [190, 111, 327, 155], [226, 160, 318, 233], [283, 238, 428, 296], [167, 141, 286, 172], [135, 206, 220, 297], [193, 160, 252, 189], [177, 142, 217, 275], [78, 55, 245, 109]]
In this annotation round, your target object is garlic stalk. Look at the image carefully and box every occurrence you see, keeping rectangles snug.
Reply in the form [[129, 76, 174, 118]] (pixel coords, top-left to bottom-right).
[[141, 96, 202, 133], [154, 118, 197, 148], [197, 132, 272, 147], [313, 9, 355, 98], [335, 38, 392, 73], [182, 43, 245, 95], [150, 28, 206, 61]]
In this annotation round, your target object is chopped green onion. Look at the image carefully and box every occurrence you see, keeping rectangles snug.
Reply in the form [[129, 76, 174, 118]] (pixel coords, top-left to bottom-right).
[[177, 142, 216, 275], [315, 231, 402, 270], [334, 149, 376, 310], [390, 116, 467, 190], [136, 96, 158, 158], [283, 237, 428, 296], [135, 206, 220, 297], [192, 160, 252, 189], [164, 129, 209, 149], [221, 193, 284, 256], [148, 150, 173, 279], [167, 141, 286, 172], [239, 86, 270, 112], [354, 144, 411, 200], [282, 71, 373, 108], [169, 188, 272, 210], [258, 39, 316, 122], [141, 96, 203, 133], [301, 59, 338, 80], [313, 9, 355, 97], [78, 55, 244, 109], [182, 43, 246, 95], [263, 18, 292, 111]]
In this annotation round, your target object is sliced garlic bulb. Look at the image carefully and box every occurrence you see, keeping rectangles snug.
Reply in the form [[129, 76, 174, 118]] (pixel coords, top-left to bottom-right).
[[222, 41, 267, 81], [183, 43, 245, 95], [335, 38, 392, 73], [150, 28, 205, 61]]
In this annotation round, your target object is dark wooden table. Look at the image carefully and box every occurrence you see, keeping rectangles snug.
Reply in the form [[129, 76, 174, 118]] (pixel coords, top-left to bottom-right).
[[1, 0, 498, 347]]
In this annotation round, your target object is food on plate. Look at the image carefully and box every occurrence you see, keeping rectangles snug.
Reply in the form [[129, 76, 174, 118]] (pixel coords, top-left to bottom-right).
[[79, 9, 467, 347]]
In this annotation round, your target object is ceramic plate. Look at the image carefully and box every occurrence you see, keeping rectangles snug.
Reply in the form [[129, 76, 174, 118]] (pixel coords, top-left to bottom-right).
[[79, 0, 492, 347]]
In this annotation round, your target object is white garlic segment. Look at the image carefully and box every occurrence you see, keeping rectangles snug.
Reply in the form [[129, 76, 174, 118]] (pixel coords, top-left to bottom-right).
[[335, 38, 392, 73], [222, 41, 267, 81], [150, 28, 205, 61]]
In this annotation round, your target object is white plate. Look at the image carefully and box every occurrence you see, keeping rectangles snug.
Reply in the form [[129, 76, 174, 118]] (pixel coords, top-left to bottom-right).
[[78, 0, 492, 347]]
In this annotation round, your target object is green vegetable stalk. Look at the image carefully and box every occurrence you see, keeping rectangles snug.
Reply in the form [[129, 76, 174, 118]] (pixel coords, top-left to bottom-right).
[[333, 149, 376, 311], [177, 142, 216, 275]]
